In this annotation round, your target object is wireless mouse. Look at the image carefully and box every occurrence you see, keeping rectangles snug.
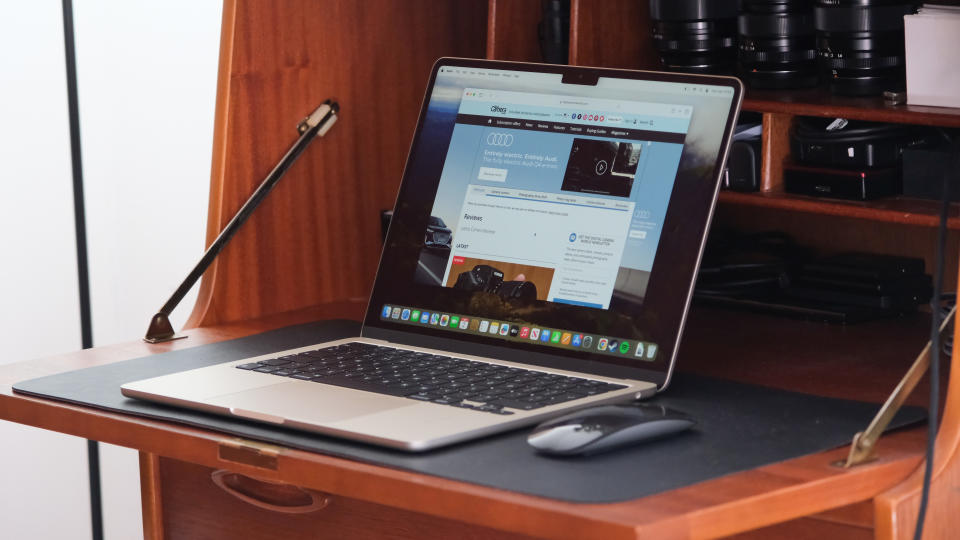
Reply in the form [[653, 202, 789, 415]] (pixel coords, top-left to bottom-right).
[[527, 403, 696, 456]]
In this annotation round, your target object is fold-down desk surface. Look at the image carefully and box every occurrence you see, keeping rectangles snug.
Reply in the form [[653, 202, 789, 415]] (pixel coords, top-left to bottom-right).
[[0, 300, 948, 539]]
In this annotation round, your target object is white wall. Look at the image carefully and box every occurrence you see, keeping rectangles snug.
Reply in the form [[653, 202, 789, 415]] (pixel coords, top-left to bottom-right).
[[1, 3, 91, 539], [75, 1, 221, 346], [0, 1, 222, 538]]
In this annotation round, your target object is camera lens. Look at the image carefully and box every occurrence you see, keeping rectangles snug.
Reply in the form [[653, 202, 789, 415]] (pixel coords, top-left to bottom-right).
[[650, 0, 739, 75], [738, 1, 818, 89], [813, 0, 917, 96]]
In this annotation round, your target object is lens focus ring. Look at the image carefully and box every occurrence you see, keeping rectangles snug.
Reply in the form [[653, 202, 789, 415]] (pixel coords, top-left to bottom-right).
[[739, 12, 814, 37], [649, 0, 738, 21], [740, 47, 817, 63], [821, 53, 904, 69], [813, 3, 916, 33]]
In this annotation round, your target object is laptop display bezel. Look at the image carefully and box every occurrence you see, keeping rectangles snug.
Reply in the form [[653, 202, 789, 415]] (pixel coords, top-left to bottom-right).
[[361, 58, 743, 389]]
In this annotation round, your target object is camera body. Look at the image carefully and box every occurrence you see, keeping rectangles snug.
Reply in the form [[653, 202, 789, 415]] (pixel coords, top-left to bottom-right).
[[454, 265, 538, 303]]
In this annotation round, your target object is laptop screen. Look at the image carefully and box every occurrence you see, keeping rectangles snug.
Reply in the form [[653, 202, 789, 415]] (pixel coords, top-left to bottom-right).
[[365, 59, 741, 386]]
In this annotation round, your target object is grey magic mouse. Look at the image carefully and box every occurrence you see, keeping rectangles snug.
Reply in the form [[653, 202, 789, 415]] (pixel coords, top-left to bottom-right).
[[527, 403, 696, 456]]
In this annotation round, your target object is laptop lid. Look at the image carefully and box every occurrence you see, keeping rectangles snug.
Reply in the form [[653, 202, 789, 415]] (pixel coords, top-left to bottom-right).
[[362, 58, 743, 389]]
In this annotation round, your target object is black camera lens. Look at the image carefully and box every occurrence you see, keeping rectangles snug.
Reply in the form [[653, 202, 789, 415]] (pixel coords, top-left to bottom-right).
[[650, 0, 738, 74], [738, 1, 818, 89], [741, 0, 807, 13], [813, 0, 917, 96]]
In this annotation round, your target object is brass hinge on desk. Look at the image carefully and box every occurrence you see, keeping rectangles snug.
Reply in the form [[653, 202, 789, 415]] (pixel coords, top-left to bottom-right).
[[219, 438, 283, 470], [838, 306, 956, 468]]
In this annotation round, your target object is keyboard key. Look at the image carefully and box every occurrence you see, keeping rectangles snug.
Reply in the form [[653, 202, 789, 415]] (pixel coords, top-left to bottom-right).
[[491, 399, 542, 411], [237, 363, 261, 370], [253, 366, 280, 373], [476, 404, 511, 414], [260, 358, 291, 366]]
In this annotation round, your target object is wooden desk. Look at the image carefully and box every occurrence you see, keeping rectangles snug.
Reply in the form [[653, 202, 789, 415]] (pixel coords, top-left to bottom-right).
[[2, 300, 955, 539], [6, 1, 957, 537]]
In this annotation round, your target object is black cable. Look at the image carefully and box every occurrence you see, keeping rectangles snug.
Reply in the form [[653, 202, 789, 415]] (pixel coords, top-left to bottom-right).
[[940, 293, 955, 357], [913, 139, 958, 540], [60, 1, 103, 539]]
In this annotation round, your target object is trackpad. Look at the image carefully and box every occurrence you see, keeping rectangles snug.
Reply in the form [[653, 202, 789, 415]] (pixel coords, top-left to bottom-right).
[[207, 382, 414, 424]]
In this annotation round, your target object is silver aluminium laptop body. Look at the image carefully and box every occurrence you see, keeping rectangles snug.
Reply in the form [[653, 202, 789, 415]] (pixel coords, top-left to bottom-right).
[[122, 59, 743, 451]]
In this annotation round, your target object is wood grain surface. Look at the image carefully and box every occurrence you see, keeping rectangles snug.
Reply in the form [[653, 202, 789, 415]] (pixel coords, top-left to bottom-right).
[[744, 87, 960, 128], [186, 0, 488, 329], [720, 192, 960, 230], [872, 264, 960, 539], [487, 0, 542, 63], [569, 0, 658, 69], [760, 113, 792, 192], [154, 457, 533, 540]]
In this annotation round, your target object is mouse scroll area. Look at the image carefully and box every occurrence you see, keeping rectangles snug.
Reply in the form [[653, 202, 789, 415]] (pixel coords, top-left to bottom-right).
[[526, 403, 696, 456], [527, 423, 605, 454]]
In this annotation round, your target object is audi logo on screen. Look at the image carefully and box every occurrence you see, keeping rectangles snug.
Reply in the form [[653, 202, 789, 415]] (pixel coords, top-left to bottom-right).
[[486, 132, 514, 147]]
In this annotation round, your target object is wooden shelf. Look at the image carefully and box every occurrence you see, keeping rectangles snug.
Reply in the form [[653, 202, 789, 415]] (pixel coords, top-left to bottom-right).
[[719, 191, 960, 229], [680, 306, 942, 406], [744, 87, 960, 128]]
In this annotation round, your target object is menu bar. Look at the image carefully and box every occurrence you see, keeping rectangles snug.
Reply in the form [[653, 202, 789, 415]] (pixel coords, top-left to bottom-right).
[[461, 88, 692, 119], [456, 113, 686, 145]]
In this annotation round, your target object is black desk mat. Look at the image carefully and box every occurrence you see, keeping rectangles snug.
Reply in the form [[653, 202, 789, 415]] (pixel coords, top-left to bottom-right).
[[13, 320, 926, 503]]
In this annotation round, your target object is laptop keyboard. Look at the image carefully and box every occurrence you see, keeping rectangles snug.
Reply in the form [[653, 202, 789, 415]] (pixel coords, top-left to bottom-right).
[[236, 342, 627, 415]]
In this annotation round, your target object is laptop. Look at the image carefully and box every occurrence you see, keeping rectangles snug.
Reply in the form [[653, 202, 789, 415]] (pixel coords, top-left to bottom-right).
[[122, 58, 743, 451]]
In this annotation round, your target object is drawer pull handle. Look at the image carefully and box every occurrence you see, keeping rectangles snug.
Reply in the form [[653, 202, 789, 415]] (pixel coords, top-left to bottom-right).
[[211, 470, 330, 514]]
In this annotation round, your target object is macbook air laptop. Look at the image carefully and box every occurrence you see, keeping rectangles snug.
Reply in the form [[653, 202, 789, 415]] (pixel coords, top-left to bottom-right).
[[122, 58, 743, 451]]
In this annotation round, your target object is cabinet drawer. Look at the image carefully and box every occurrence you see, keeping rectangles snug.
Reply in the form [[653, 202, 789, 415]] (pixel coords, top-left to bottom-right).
[[156, 457, 533, 540]]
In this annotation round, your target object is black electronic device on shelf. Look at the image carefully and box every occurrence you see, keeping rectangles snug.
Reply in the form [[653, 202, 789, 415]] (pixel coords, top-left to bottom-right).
[[784, 162, 900, 200], [723, 117, 763, 192], [903, 144, 960, 202], [785, 116, 938, 201], [694, 231, 933, 323], [791, 117, 938, 169]]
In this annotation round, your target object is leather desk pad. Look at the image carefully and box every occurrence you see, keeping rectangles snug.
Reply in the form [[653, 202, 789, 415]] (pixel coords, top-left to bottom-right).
[[13, 320, 926, 503]]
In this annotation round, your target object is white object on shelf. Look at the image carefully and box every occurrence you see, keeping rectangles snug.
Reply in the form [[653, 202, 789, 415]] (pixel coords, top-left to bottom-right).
[[905, 5, 960, 108]]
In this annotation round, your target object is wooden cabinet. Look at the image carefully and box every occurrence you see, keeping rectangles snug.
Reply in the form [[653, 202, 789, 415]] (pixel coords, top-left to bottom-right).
[[484, 0, 960, 272], [151, 457, 530, 540], [3, 1, 960, 539], [189, 0, 960, 328], [182, 1, 960, 538]]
